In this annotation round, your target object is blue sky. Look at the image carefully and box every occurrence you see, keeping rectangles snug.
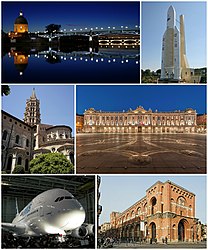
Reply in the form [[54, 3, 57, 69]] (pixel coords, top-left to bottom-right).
[[2, 2, 139, 33], [2, 85, 74, 133], [142, 2, 207, 71], [99, 175, 207, 225], [76, 85, 206, 115]]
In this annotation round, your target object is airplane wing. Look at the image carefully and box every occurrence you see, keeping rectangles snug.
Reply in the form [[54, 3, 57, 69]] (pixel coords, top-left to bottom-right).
[[2, 223, 26, 235]]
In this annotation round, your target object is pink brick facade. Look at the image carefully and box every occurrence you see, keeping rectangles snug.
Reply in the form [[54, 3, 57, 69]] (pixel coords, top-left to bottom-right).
[[109, 181, 201, 243]]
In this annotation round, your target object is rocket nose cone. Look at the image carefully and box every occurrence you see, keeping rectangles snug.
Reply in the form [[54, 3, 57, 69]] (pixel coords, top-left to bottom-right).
[[167, 5, 176, 28], [168, 5, 176, 15], [168, 5, 174, 12]]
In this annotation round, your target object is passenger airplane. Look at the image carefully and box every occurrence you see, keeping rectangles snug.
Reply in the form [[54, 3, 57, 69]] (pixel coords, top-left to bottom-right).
[[2, 188, 94, 238]]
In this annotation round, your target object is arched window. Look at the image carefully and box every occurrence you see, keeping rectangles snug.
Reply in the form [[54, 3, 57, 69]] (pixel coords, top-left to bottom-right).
[[178, 197, 186, 206], [151, 197, 157, 215], [26, 139, 29, 147], [2, 130, 8, 140], [7, 156, 13, 172], [15, 135, 20, 144], [137, 207, 141, 215], [17, 157, 22, 165]]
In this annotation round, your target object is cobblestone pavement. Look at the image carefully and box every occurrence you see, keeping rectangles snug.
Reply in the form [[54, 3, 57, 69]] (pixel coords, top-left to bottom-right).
[[76, 133, 206, 174]]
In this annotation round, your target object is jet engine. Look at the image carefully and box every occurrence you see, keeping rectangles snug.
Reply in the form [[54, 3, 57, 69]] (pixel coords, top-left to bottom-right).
[[83, 224, 94, 236], [70, 226, 88, 238]]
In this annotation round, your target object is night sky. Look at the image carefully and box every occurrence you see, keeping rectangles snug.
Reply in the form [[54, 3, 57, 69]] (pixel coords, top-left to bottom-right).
[[76, 85, 206, 114], [2, 1, 139, 33]]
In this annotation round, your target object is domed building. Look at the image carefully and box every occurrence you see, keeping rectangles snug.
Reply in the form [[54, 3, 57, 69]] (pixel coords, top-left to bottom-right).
[[14, 10, 28, 33]]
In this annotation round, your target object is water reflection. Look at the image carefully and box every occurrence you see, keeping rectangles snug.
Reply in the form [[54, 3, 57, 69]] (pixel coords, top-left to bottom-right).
[[2, 45, 139, 83]]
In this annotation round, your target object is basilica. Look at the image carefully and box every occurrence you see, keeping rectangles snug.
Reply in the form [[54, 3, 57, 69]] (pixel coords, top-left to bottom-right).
[[2, 89, 74, 174]]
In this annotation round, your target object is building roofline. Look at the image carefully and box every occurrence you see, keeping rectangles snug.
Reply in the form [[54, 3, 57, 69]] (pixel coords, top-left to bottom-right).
[[147, 180, 195, 196], [2, 110, 33, 128], [84, 107, 197, 114], [118, 195, 147, 216], [45, 125, 72, 131]]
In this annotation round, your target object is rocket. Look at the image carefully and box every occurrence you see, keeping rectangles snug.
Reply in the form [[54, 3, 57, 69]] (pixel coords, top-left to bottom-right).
[[161, 6, 180, 80], [160, 5, 190, 82]]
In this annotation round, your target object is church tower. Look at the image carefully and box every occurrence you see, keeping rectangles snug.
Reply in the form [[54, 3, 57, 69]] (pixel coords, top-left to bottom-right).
[[24, 88, 41, 126]]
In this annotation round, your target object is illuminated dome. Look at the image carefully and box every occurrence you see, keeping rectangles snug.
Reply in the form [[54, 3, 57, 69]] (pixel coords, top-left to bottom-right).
[[14, 11, 28, 24]]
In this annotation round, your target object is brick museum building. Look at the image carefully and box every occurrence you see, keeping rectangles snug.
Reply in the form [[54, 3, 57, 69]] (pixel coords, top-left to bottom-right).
[[82, 106, 197, 133], [107, 180, 202, 243], [2, 89, 74, 174]]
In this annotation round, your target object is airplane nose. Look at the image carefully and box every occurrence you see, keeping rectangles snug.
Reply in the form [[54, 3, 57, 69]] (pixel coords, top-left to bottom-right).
[[60, 207, 86, 230]]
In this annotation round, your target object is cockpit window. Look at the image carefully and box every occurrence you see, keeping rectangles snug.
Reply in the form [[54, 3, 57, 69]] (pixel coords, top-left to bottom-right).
[[55, 196, 74, 202], [65, 196, 73, 199], [55, 197, 60, 202]]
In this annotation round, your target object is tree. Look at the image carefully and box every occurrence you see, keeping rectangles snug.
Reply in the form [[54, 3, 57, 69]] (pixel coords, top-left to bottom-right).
[[156, 69, 161, 76], [45, 24, 61, 35], [2, 85, 10, 96], [29, 153, 74, 174], [12, 165, 25, 174]]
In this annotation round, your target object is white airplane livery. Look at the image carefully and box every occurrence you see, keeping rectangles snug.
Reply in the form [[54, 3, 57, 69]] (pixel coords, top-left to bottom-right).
[[2, 189, 94, 238]]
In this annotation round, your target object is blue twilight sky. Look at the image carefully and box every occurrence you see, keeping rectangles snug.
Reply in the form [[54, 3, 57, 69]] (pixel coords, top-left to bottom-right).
[[99, 176, 207, 225], [142, 2, 207, 71], [2, 1, 139, 33], [76, 85, 206, 115], [2, 85, 74, 133]]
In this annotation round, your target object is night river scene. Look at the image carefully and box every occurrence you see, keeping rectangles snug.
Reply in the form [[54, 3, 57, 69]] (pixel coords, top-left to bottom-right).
[[2, 2, 139, 83]]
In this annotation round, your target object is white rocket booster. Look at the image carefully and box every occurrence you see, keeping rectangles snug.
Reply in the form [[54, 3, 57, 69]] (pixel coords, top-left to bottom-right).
[[161, 6, 180, 80]]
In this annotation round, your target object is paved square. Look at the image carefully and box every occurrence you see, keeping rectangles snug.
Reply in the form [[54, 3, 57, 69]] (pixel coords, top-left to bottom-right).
[[76, 134, 206, 174]]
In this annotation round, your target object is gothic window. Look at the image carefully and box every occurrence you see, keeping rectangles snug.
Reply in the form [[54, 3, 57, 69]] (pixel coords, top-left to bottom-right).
[[2, 130, 8, 141], [15, 135, 20, 144], [26, 139, 29, 147]]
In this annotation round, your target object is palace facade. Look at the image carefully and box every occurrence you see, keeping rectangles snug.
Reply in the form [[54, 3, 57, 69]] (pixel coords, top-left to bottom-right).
[[2, 89, 74, 174], [106, 180, 201, 243], [83, 106, 197, 133]]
